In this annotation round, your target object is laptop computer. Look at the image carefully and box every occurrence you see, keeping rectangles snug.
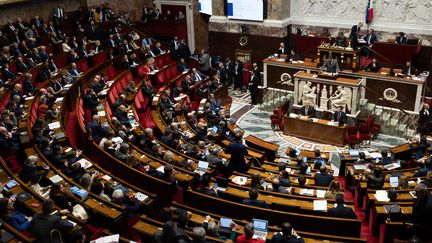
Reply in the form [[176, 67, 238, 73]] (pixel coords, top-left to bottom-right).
[[194, 161, 209, 174], [389, 176, 399, 188], [252, 219, 268, 239], [219, 218, 233, 229], [349, 149, 360, 158], [303, 156, 307, 163], [210, 126, 218, 134], [382, 157, 392, 165]]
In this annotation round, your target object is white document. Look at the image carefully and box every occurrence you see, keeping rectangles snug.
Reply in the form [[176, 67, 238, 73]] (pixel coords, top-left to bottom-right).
[[375, 190, 390, 202], [49, 174, 64, 184], [135, 192, 149, 202], [55, 97, 64, 103], [76, 158, 93, 169], [48, 121, 61, 130], [316, 190, 326, 198], [97, 111, 106, 117], [156, 166, 165, 173], [91, 234, 120, 243], [299, 189, 314, 196], [313, 200, 328, 211], [112, 137, 123, 144]]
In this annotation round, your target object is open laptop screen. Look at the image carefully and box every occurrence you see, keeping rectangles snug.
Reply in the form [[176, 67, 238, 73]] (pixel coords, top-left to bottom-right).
[[252, 219, 268, 231]]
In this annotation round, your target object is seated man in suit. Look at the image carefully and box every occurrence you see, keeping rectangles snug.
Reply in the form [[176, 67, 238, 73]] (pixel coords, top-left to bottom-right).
[[334, 31, 347, 47], [191, 68, 207, 83], [196, 174, 217, 197], [286, 49, 300, 62], [321, 54, 340, 73], [314, 166, 334, 187], [2, 63, 17, 81], [276, 42, 289, 57], [395, 32, 408, 44], [177, 58, 189, 73], [402, 61, 416, 76], [68, 62, 81, 79], [270, 222, 305, 243], [327, 193, 357, 219], [333, 106, 347, 126], [87, 115, 107, 140], [298, 101, 316, 118], [242, 188, 268, 208], [269, 178, 290, 194], [31, 199, 76, 242], [364, 58, 381, 72]]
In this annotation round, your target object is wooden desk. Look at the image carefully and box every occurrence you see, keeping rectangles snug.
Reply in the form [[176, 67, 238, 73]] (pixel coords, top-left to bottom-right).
[[244, 135, 279, 162], [284, 115, 347, 146], [317, 45, 359, 71]]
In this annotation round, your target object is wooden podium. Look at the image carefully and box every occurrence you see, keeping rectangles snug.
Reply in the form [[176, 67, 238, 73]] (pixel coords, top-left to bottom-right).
[[317, 45, 359, 71]]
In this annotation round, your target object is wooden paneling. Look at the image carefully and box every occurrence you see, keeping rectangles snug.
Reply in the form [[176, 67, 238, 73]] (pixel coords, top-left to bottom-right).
[[209, 31, 288, 64]]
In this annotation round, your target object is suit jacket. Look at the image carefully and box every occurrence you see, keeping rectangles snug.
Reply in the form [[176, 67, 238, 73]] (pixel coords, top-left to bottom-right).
[[199, 53, 211, 72], [323, 59, 339, 73], [178, 43, 191, 60], [242, 199, 268, 208], [271, 233, 305, 243], [2, 69, 16, 81], [418, 108, 431, 128], [349, 25, 360, 39], [226, 140, 248, 172], [191, 71, 205, 83], [327, 205, 357, 219], [16, 62, 29, 73], [364, 33, 377, 46], [31, 213, 73, 242], [396, 36, 408, 44], [177, 63, 189, 73], [365, 62, 381, 72], [277, 47, 289, 56], [333, 111, 346, 125], [299, 106, 316, 117], [249, 72, 261, 87], [87, 120, 107, 140], [196, 187, 217, 197], [314, 173, 334, 187], [402, 65, 416, 75]]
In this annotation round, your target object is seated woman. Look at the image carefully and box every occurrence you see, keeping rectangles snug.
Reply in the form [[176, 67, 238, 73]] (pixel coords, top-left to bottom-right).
[[325, 180, 342, 199], [0, 198, 32, 231]]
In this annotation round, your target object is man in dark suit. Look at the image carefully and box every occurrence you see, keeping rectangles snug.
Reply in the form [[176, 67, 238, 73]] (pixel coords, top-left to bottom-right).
[[87, 115, 107, 140], [217, 62, 228, 86], [249, 69, 260, 105], [226, 133, 248, 173], [242, 188, 268, 208], [402, 61, 416, 76], [396, 32, 408, 44], [31, 199, 75, 242], [51, 4, 66, 29], [314, 166, 334, 187], [349, 22, 363, 50], [178, 39, 191, 61], [321, 54, 340, 73], [2, 64, 17, 81], [31, 16, 44, 28], [276, 42, 289, 57], [233, 59, 243, 91], [327, 193, 357, 219], [16, 57, 29, 73], [298, 101, 316, 117], [412, 184, 432, 240], [418, 103, 431, 140], [363, 29, 377, 57], [333, 106, 347, 126], [169, 36, 180, 60], [270, 222, 305, 243], [177, 58, 189, 73], [364, 58, 381, 72], [196, 174, 217, 197]]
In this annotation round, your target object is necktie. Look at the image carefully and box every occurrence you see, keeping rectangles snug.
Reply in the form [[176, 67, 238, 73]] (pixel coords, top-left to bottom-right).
[[305, 107, 308, 115], [338, 112, 341, 121], [196, 74, 200, 81], [36, 20, 40, 27]]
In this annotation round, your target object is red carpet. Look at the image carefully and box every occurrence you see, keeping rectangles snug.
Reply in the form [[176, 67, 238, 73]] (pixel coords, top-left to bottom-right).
[[337, 176, 378, 243]]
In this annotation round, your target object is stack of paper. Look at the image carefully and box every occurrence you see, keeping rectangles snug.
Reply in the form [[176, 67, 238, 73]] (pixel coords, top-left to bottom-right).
[[299, 189, 314, 196], [232, 176, 247, 186], [316, 190, 326, 198], [76, 158, 93, 169], [135, 192, 149, 202], [313, 200, 328, 211], [90, 234, 120, 243], [375, 190, 390, 202], [49, 174, 63, 184], [48, 121, 61, 130]]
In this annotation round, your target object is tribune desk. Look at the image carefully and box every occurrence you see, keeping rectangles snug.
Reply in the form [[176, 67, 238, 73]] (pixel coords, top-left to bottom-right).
[[283, 114, 347, 146]]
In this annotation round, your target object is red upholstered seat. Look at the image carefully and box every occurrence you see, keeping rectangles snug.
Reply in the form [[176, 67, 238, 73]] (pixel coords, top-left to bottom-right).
[[346, 126, 360, 146], [358, 124, 372, 143], [367, 115, 381, 137]]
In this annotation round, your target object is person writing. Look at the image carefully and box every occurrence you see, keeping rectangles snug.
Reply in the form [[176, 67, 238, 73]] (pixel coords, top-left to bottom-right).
[[298, 101, 316, 118]]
